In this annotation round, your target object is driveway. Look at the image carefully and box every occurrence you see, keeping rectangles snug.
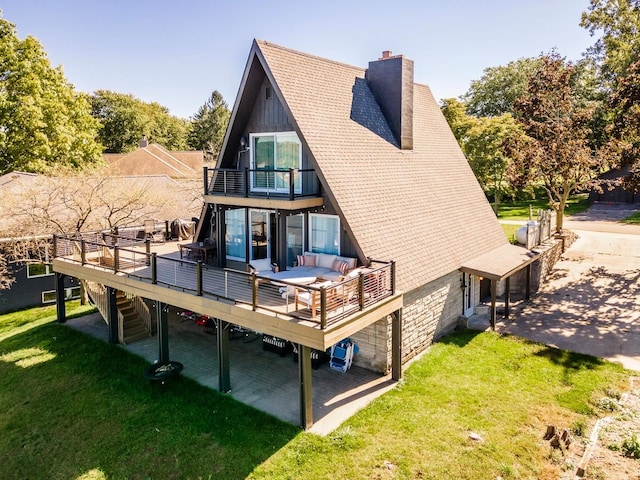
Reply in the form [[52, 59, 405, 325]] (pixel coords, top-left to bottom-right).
[[500, 203, 640, 372]]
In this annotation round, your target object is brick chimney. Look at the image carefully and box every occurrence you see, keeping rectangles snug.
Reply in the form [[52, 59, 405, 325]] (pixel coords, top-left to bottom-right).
[[366, 51, 414, 150]]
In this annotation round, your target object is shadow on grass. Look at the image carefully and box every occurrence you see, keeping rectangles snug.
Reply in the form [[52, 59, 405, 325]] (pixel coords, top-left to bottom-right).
[[436, 329, 482, 348], [533, 345, 606, 371], [0, 320, 298, 480]]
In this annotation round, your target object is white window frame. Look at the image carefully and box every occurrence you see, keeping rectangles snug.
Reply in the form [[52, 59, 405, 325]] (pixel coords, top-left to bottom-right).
[[42, 286, 81, 304], [249, 132, 302, 194], [27, 262, 53, 279], [309, 213, 340, 255]]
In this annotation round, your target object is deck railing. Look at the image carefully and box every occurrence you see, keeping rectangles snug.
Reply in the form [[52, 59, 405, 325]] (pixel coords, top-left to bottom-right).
[[53, 234, 395, 329], [204, 167, 320, 200]]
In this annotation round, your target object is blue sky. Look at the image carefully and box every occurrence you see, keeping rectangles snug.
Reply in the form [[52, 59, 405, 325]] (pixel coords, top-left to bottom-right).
[[3, 1, 596, 119]]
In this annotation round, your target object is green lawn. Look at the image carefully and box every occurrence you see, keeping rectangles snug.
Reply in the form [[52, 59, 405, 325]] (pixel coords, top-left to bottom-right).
[[623, 211, 640, 224], [0, 304, 630, 479], [501, 223, 521, 244], [497, 194, 590, 221]]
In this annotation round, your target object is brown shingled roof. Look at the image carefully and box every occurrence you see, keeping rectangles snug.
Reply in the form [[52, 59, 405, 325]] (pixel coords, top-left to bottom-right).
[[104, 144, 204, 178], [234, 40, 510, 293]]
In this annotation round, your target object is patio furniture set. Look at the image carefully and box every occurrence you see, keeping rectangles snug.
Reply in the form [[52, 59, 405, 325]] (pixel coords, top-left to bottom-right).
[[248, 252, 363, 320]]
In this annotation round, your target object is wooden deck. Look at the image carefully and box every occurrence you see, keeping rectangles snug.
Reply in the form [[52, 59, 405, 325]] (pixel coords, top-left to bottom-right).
[[52, 238, 403, 351]]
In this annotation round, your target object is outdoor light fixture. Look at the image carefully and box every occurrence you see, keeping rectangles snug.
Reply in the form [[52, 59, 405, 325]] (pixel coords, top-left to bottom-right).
[[239, 136, 249, 150]]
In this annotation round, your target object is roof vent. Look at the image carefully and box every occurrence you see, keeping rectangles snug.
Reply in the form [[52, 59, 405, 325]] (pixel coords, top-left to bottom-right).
[[139, 135, 148, 148]]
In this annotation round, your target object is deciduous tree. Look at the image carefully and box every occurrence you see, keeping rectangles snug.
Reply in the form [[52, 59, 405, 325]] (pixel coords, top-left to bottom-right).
[[0, 16, 102, 174], [462, 58, 541, 117], [90, 90, 189, 153], [441, 98, 521, 213], [505, 54, 601, 231], [581, 0, 640, 83], [0, 167, 202, 289]]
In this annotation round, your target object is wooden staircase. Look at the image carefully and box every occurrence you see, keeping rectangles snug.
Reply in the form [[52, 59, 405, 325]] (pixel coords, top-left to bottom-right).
[[115, 291, 152, 344], [83, 280, 152, 345]]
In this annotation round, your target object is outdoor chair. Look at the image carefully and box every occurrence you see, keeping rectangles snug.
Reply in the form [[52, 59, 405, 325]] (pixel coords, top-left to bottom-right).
[[329, 338, 358, 372], [144, 219, 165, 243]]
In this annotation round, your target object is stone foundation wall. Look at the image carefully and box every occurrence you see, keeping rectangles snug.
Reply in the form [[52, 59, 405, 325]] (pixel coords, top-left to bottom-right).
[[351, 270, 462, 373], [508, 232, 577, 294]]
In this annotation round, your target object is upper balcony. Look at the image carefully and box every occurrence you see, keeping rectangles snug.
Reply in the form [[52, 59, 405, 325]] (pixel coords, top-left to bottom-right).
[[203, 167, 324, 209], [51, 233, 403, 352]]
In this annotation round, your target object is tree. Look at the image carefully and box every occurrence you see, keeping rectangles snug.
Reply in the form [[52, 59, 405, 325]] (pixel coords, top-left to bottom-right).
[[581, 0, 640, 83], [465, 114, 522, 214], [0, 167, 203, 289], [0, 16, 102, 174], [90, 90, 189, 153], [606, 58, 640, 190], [462, 58, 542, 117], [505, 54, 601, 231], [441, 98, 521, 213], [188, 91, 230, 161]]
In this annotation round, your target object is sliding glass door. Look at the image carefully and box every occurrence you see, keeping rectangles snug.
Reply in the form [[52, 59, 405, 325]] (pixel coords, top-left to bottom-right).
[[250, 209, 270, 261], [251, 132, 301, 193]]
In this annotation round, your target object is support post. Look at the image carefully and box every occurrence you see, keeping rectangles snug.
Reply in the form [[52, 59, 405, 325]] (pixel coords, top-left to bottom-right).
[[156, 302, 169, 363], [196, 261, 203, 296], [392, 309, 403, 381], [203, 166, 208, 196], [525, 264, 531, 301], [490, 279, 497, 331], [55, 272, 67, 324], [107, 286, 119, 344], [289, 168, 295, 201], [151, 253, 157, 284], [217, 319, 231, 392], [504, 277, 510, 320], [216, 206, 224, 268], [298, 344, 313, 430]]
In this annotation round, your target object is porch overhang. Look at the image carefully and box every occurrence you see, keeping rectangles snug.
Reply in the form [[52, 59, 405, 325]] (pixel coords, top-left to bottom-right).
[[459, 243, 539, 281], [204, 194, 324, 210], [460, 243, 539, 331]]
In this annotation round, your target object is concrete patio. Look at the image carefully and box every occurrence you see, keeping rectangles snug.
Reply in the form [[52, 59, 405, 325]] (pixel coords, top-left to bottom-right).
[[64, 308, 396, 435]]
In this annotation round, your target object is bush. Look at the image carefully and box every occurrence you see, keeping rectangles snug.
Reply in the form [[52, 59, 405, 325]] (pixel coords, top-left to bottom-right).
[[622, 433, 640, 459]]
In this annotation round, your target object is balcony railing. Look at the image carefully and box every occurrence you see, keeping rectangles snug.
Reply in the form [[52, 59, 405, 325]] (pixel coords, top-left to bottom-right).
[[53, 234, 395, 330], [204, 167, 320, 200]]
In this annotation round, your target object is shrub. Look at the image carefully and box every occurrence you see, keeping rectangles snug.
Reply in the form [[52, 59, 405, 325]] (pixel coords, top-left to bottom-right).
[[621, 433, 640, 459]]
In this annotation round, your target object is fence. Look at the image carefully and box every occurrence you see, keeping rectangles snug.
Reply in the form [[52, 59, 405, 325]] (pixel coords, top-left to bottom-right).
[[525, 209, 557, 249]]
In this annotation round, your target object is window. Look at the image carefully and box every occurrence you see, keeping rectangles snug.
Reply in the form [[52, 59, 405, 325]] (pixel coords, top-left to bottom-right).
[[225, 208, 246, 261], [250, 132, 302, 193], [309, 214, 340, 255], [27, 262, 53, 279], [286, 214, 304, 267], [42, 286, 81, 304]]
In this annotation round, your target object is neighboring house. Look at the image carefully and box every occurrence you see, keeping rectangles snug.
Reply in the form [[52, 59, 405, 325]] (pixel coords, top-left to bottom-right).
[[103, 139, 205, 178], [588, 164, 639, 204], [0, 237, 80, 314], [52, 40, 540, 428], [0, 171, 200, 313]]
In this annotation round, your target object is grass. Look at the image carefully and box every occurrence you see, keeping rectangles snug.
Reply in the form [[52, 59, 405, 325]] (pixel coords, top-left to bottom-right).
[[501, 223, 521, 244], [622, 211, 640, 224], [497, 194, 590, 221], [0, 305, 631, 479]]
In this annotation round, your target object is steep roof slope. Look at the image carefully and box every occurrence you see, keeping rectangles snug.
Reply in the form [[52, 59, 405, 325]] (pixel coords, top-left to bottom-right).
[[104, 144, 204, 178], [252, 40, 509, 292]]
